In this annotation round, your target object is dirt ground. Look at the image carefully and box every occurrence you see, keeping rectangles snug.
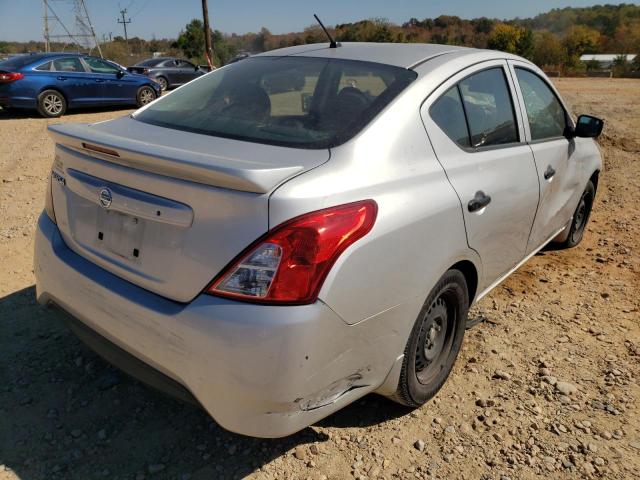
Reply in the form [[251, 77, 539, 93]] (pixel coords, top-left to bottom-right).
[[0, 78, 638, 480]]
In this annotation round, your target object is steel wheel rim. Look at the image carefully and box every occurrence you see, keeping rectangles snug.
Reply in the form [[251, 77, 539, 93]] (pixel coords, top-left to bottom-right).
[[43, 94, 63, 115], [140, 88, 154, 105], [572, 192, 591, 243], [415, 291, 456, 385]]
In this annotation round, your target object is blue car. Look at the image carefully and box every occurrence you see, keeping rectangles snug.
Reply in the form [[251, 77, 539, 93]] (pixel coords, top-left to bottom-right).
[[0, 53, 162, 117]]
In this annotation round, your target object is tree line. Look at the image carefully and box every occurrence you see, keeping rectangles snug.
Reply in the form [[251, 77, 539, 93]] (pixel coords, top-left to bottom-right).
[[2, 3, 639, 73]]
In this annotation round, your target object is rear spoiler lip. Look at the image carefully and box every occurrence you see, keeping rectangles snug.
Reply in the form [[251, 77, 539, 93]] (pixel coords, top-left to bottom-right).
[[47, 123, 305, 194]]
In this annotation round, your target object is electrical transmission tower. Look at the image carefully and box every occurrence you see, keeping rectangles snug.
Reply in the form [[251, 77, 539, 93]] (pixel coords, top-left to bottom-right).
[[42, 0, 102, 57]]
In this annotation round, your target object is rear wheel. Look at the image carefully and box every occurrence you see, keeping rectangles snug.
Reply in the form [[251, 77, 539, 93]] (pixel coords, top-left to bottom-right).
[[136, 85, 157, 107], [392, 269, 468, 407], [37, 89, 66, 118], [156, 76, 168, 91], [557, 180, 595, 249]]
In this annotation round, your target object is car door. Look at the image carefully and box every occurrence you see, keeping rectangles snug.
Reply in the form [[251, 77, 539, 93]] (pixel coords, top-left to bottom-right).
[[421, 61, 540, 289], [507, 61, 582, 253], [51, 56, 99, 106], [175, 60, 199, 83], [82, 56, 135, 104], [161, 60, 182, 86]]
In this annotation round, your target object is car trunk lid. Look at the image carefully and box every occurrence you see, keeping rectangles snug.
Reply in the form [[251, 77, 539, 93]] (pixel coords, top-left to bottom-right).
[[48, 116, 329, 302]]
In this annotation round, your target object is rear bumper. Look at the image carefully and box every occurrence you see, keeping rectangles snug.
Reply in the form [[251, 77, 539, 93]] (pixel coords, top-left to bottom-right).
[[34, 213, 401, 437]]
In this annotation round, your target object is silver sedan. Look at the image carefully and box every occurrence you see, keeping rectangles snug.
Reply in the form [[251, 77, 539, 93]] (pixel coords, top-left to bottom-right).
[[34, 42, 603, 437]]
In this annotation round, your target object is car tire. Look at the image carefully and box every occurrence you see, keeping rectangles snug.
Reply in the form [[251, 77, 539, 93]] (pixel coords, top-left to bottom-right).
[[156, 76, 168, 91], [392, 269, 469, 407], [557, 180, 595, 249], [136, 85, 157, 107], [37, 89, 67, 118]]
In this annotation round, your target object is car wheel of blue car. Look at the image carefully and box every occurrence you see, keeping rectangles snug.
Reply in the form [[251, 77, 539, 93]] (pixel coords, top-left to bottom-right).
[[137, 86, 157, 107], [37, 89, 67, 118]]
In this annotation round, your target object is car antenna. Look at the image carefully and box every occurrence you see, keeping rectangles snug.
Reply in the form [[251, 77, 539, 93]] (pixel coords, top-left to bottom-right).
[[313, 14, 340, 48]]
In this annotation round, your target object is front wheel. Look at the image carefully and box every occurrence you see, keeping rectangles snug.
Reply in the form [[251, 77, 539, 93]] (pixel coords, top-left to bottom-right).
[[136, 86, 157, 107], [557, 180, 595, 249], [37, 89, 67, 118], [392, 269, 469, 407], [156, 76, 168, 91]]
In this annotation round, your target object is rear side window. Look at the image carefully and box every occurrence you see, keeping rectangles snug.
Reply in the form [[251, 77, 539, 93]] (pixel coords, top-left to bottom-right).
[[430, 86, 470, 148], [52, 57, 84, 72], [135, 59, 163, 67], [515, 68, 566, 141], [134, 56, 417, 149], [35, 61, 52, 71], [459, 68, 519, 147]]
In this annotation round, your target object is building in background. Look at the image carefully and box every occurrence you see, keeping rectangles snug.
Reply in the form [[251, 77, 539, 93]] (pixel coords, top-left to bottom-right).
[[580, 54, 637, 69]]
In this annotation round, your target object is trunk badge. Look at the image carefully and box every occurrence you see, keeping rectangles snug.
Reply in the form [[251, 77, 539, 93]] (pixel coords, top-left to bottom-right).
[[99, 188, 113, 208]]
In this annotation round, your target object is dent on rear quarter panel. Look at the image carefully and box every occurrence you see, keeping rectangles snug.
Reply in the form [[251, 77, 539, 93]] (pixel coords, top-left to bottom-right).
[[268, 74, 475, 330]]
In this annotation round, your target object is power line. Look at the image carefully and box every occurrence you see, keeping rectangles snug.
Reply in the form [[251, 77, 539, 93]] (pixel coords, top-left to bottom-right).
[[129, 0, 152, 20]]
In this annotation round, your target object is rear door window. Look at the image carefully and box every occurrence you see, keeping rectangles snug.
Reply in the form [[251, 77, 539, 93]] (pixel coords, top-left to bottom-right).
[[459, 68, 519, 147], [52, 57, 85, 73], [515, 68, 567, 141], [430, 86, 471, 148]]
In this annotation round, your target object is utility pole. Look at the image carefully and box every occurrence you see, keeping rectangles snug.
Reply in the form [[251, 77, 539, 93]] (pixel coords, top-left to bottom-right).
[[201, 0, 214, 68], [117, 8, 131, 45]]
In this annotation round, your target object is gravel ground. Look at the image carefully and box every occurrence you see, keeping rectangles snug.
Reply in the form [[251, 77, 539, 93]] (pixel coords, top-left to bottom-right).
[[0, 78, 639, 480]]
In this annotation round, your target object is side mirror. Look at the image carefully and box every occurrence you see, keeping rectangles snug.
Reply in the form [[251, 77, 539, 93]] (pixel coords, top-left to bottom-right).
[[116, 70, 125, 79], [195, 65, 200, 71], [572, 114, 604, 138]]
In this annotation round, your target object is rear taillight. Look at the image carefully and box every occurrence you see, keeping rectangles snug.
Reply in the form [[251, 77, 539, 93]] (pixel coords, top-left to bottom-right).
[[207, 200, 378, 305], [0, 72, 24, 83]]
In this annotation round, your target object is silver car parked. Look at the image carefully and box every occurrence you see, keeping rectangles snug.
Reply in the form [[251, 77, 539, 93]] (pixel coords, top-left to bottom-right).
[[34, 43, 603, 438]]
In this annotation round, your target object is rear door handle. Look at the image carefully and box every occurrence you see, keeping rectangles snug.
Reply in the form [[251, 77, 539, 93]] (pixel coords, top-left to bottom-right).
[[56, 76, 68, 81], [468, 191, 492, 213], [544, 165, 556, 180]]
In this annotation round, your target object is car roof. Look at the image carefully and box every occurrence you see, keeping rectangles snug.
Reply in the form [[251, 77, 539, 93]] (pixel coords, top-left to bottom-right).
[[256, 42, 480, 69]]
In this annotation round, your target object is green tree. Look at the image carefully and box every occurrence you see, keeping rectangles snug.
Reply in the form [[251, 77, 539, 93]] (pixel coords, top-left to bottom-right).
[[175, 19, 205, 61], [252, 27, 271, 52], [563, 25, 600, 59], [612, 54, 631, 76], [531, 31, 565, 67], [488, 23, 534, 57], [211, 30, 237, 66]]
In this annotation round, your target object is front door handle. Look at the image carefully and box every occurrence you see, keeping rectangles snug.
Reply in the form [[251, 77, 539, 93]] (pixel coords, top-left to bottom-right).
[[544, 165, 556, 180], [95, 78, 105, 83], [56, 76, 68, 81], [468, 191, 492, 213]]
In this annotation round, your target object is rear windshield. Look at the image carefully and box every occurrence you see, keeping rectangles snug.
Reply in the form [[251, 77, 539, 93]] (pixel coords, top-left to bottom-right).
[[135, 58, 164, 67], [134, 56, 417, 149], [0, 54, 47, 70]]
